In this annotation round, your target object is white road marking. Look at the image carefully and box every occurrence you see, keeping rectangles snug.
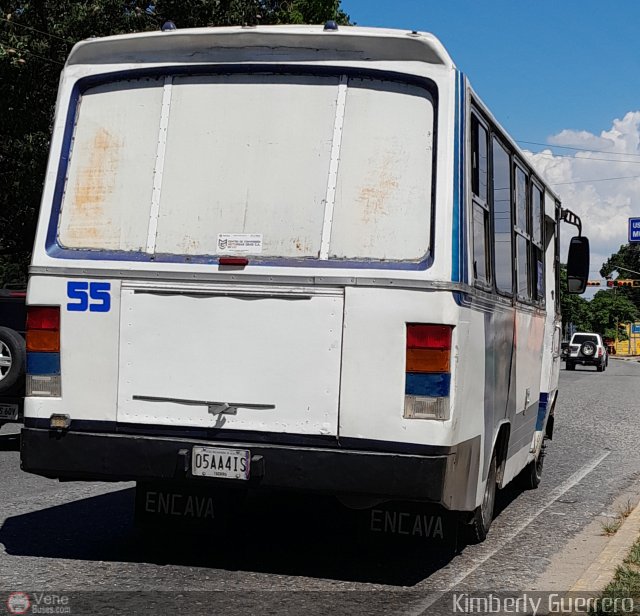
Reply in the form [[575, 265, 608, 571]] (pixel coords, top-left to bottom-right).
[[409, 450, 611, 615]]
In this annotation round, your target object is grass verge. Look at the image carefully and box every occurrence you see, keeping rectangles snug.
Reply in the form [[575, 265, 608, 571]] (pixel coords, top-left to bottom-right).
[[591, 537, 640, 615], [601, 500, 634, 536]]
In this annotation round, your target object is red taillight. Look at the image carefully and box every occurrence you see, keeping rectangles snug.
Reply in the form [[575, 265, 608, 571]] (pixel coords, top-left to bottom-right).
[[406, 324, 453, 374], [27, 306, 60, 352], [405, 325, 453, 419], [27, 307, 60, 331], [407, 325, 452, 350]]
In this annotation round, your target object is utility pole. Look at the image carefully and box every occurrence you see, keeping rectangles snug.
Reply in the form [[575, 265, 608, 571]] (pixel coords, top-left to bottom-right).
[[615, 285, 619, 346], [607, 267, 639, 350]]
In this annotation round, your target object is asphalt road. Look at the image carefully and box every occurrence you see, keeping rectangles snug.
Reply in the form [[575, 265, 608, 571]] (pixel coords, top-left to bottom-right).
[[1, 359, 639, 615]]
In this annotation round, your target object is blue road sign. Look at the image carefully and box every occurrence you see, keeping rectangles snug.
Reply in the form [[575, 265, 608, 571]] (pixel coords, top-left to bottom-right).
[[632, 324, 640, 335], [629, 217, 640, 243]]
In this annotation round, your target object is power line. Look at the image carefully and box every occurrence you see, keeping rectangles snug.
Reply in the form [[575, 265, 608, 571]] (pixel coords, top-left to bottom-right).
[[0, 36, 64, 66], [519, 139, 640, 185], [23, 48, 64, 66], [518, 140, 640, 158], [550, 175, 640, 186], [530, 151, 640, 165], [0, 15, 75, 44]]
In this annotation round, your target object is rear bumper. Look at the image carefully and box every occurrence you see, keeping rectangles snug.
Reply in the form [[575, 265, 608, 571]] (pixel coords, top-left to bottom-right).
[[20, 427, 480, 510], [566, 356, 602, 366]]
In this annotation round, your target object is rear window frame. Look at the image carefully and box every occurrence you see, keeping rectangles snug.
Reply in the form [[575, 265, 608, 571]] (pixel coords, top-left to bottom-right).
[[571, 334, 599, 345], [46, 64, 439, 272]]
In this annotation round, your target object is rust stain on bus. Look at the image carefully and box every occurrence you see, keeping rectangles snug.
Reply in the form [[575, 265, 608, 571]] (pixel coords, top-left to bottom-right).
[[66, 127, 121, 242], [358, 156, 399, 223], [294, 237, 312, 253]]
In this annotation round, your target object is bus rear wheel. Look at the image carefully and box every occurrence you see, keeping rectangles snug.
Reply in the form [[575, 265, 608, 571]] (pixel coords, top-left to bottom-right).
[[520, 443, 545, 490], [468, 453, 497, 543]]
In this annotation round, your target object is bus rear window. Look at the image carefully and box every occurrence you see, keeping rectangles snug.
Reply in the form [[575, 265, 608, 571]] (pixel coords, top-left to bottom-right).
[[57, 72, 435, 263]]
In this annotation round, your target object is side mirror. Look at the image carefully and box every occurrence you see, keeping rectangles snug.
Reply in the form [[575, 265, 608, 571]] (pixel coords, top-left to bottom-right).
[[566, 236, 590, 294]]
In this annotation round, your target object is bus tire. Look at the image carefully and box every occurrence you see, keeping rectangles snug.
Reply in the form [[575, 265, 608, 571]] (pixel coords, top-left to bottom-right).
[[468, 452, 497, 543], [0, 327, 26, 394], [520, 443, 545, 490]]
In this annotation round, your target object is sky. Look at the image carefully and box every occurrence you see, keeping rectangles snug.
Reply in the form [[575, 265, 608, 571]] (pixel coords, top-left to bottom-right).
[[341, 0, 640, 282]]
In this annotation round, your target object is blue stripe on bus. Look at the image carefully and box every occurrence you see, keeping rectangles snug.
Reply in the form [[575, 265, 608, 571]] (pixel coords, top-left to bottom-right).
[[452, 70, 467, 284], [405, 373, 451, 397], [451, 70, 461, 282], [535, 392, 549, 431], [27, 352, 61, 375], [459, 73, 467, 284]]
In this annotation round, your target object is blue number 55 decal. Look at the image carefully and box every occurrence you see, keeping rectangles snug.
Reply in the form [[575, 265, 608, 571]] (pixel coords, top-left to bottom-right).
[[67, 281, 111, 313]]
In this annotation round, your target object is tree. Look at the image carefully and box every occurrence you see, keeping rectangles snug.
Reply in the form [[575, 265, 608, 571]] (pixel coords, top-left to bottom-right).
[[600, 243, 640, 308], [159, 0, 348, 26], [0, 1, 158, 283], [0, 0, 349, 285], [588, 289, 638, 341]]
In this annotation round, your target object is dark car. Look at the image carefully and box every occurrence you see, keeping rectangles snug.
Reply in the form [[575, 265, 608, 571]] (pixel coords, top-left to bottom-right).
[[0, 287, 27, 425]]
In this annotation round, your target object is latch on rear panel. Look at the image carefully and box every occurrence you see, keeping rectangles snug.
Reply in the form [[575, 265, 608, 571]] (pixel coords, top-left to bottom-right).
[[208, 403, 238, 416]]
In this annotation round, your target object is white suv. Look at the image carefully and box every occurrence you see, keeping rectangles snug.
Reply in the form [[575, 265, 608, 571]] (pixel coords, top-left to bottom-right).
[[563, 332, 608, 372]]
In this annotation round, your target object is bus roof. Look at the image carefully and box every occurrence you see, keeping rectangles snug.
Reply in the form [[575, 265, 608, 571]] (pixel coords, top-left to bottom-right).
[[66, 24, 456, 69]]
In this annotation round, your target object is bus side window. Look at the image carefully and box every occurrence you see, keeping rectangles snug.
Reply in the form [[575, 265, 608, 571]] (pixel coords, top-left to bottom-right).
[[492, 138, 513, 295], [471, 115, 491, 286], [531, 184, 545, 304], [514, 164, 531, 301]]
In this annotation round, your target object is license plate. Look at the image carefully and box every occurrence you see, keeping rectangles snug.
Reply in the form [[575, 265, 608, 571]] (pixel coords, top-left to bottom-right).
[[0, 404, 18, 420], [192, 446, 250, 480]]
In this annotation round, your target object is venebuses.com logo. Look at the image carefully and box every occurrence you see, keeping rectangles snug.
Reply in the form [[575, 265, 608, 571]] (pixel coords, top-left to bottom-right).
[[5, 592, 71, 614], [6, 592, 31, 615]]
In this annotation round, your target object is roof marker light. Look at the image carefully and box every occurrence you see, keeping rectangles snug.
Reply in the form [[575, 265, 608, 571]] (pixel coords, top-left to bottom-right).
[[324, 20, 338, 31]]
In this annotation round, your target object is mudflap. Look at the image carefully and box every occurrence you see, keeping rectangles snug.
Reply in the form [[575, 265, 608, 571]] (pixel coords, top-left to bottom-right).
[[134, 482, 459, 551], [356, 501, 459, 549], [134, 482, 352, 540], [134, 481, 247, 536]]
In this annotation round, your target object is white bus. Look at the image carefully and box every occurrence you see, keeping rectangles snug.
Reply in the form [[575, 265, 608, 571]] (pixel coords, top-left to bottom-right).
[[21, 24, 589, 541]]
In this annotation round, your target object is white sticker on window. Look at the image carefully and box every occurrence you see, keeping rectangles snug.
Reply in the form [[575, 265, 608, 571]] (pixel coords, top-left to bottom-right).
[[217, 234, 263, 254]]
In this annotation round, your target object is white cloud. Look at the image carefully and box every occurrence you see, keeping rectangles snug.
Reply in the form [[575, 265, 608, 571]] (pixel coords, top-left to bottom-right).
[[524, 111, 640, 277]]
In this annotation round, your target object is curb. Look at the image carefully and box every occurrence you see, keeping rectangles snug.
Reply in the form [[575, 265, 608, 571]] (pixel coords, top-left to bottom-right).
[[571, 500, 640, 592]]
